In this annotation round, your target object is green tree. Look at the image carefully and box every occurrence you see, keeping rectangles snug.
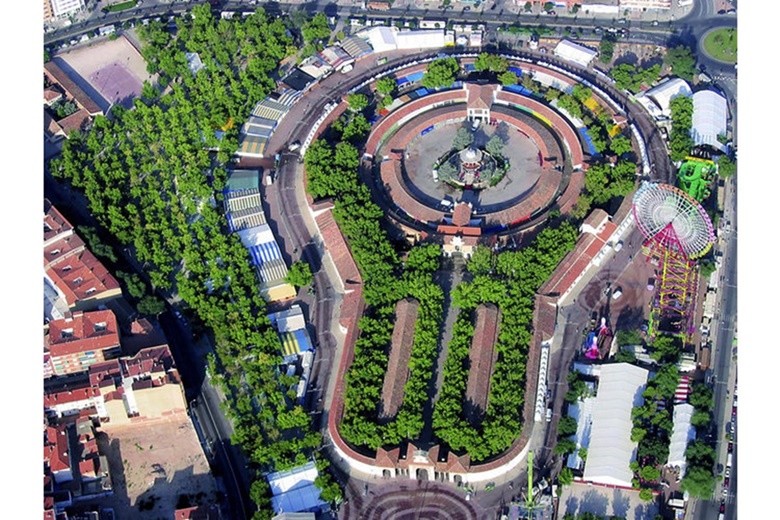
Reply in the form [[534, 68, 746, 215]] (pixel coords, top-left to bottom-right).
[[543, 2, 555, 12], [617, 329, 643, 347], [347, 93, 368, 112], [524, 1, 532, 12], [117, 271, 147, 300], [599, 36, 616, 64], [375, 76, 396, 97], [452, 126, 474, 150], [467, 246, 494, 276], [558, 416, 578, 437], [650, 334, 681, 364], [639, 488, 655, 502], [499, 70, 518, 86], [559, 467, 574, 486], [689, 382, 714, 412], [474, 52, 509, 73], [137, 295, 166, 316], [554, 438, 577, 455], [717, 155, 736, 178], [485, 135, 505, 157], [680, 466, 717, 499], [286, 260, 313, 287], [640, 465, 661, 482], [301, 12, 331, 45], [610, 134, 633, 156], [669, 96, 694, 162], [665, 45, 697, 80], [421, 57, 460, 89]]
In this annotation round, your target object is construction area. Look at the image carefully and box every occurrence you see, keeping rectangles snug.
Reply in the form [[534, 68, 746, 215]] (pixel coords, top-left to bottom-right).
[[85, 415, 220, 519]]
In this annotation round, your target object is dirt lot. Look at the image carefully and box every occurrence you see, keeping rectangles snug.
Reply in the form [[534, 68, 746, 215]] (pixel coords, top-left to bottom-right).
[[92, 414, 220, 519], [559, 482, 660, 519]]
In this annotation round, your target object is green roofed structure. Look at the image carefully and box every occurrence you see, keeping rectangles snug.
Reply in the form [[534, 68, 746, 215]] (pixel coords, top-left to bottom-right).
[[677, 158, 715, 202], [225, 169, 260, 192]]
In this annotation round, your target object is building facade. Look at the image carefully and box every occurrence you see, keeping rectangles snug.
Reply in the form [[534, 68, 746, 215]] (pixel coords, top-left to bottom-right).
[[46, 310, 121, 376], [51, 0, 85, 19]]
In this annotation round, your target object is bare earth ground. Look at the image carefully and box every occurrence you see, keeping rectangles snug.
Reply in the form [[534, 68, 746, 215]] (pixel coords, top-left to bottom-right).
[[559, 482, 660, 520], [57, 35, 154, 111], [92, 414, 219, 519]]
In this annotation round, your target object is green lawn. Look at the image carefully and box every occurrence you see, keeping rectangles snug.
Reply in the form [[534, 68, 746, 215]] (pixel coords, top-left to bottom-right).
[[103, 0, 137, 13], [702, 28, 737, 64]]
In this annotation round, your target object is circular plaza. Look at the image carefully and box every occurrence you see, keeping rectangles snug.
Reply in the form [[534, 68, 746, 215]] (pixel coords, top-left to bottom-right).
[[365, 81, 586, 233]]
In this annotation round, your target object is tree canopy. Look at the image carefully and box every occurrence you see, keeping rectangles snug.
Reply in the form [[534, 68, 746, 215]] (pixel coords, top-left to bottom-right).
[[665, 45, 697, 81], [669, 96, 694, 162], [421, 57, 460, 89], [474, 52, 509, 73]]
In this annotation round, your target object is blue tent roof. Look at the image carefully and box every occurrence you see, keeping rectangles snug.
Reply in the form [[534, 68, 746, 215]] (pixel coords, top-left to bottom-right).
[[249, 241, 283, 267], [578, 127, 600, 156]]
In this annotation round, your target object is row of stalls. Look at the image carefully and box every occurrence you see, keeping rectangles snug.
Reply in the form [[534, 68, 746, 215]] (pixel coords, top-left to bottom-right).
[[224, 168, 326, 515]]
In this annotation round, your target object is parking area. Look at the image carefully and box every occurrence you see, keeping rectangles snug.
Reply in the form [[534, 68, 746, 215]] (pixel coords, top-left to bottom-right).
[[559, 482, 660, 519]]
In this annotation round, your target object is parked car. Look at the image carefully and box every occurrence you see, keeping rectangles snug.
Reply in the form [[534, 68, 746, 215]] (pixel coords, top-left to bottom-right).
[[288, 140, 301, 152], [612, 288, 623, 300], [647, 277, 656, 291]]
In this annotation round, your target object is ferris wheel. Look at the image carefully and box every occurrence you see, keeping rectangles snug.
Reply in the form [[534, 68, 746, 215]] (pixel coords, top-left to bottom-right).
[[632, 182, 716, 260]]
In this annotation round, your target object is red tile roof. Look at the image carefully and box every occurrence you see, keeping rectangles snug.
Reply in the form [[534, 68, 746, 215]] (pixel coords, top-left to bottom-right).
[[465, 304, 500, 422], [452, 203, 471, 227], [174, 505, 221, 520], [44, 61, 103, 116], [314, 209, 362, 288], [44, 111, 65, 141], [79, 458, 98, 478], [581, 208, 609, 233], [122, 344, 176, 378], [47, 310, 120, 358], [44, 201, 74, 244], [57, 108, 91, 135], [466, 83, 495, 111], [539, 212, 618, 297], [44, 384, 101, 409], [43, 425, 70, 473], [44, 248, 121, 306], [44, 87, 63, 104], [379, 298, 420, 419], [44, 232, 86, 267]]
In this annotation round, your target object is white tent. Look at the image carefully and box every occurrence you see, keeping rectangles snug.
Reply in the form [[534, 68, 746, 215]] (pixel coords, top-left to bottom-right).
[[365, 26, 398, 53], [395, 30, 445, 50], [666, 403, 696, 474], [582, 363, 649, 487], [553, 39, 598, 68], [643, 78, 691, 117], [267, 462, 326, 514], [565, 394, 597, 470], [691, 90, 728, 152]]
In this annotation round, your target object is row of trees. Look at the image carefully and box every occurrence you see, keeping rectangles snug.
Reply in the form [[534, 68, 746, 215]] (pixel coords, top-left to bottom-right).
[[304, 134, 445, 449], [680, 382, 718, 498], [669, 96, 694, 162], [610, 63, 662, 94], [628, 340, 681, 498], [432, 225, 578, 461], [52, 7, 338, 517]]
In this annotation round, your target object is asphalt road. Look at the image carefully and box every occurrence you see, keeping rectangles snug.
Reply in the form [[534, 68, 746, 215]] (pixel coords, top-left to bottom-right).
[[691, 176, 738, 520], [158, 312, 253, 519]]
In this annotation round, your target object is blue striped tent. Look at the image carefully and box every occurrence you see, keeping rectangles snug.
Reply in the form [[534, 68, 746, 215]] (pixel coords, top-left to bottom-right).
[[249, 241, 283, 267]]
